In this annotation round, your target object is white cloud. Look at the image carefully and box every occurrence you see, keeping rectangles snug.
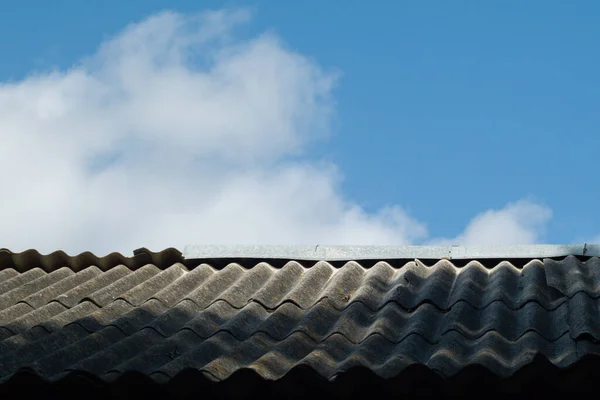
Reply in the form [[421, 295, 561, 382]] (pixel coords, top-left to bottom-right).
[[429, 200, 552, 246], [0, 9, 553, 255]]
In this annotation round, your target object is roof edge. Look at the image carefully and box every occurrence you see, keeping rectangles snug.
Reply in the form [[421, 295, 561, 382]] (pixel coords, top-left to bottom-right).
[[183, 244, 600, 261]]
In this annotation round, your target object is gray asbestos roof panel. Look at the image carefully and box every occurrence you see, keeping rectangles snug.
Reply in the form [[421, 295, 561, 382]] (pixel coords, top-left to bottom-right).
[[0, 248, 599, 383]]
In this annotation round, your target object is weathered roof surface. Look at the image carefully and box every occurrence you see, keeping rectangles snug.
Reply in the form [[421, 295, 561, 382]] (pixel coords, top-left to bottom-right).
[[1, 247, 600, 390]]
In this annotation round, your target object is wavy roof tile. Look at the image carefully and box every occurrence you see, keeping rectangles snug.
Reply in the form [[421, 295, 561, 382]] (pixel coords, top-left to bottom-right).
[[1, 245, 600, 396]]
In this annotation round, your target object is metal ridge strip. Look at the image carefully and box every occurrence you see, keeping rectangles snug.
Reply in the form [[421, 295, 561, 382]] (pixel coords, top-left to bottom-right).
[[183, 244, 600, 261]]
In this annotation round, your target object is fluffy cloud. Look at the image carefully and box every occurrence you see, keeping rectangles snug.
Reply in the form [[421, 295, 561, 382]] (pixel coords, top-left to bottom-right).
[[0, 9, 552, 255], [429, 200, 552, 246]]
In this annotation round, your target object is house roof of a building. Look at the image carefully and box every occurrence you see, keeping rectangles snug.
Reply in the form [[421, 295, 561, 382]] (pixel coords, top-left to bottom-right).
[[1, 244, 600, 399]]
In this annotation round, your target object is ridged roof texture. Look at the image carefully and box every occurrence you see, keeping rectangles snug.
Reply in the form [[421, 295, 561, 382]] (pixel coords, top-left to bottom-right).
[[1, 248, 600, 386]]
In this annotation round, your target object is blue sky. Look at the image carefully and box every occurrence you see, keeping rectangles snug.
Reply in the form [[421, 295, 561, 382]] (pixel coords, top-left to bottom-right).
[[1, 1, 598, 254]]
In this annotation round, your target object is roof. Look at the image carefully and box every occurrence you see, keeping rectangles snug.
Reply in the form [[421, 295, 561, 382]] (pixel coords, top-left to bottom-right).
[[2, 245, 600, 398]]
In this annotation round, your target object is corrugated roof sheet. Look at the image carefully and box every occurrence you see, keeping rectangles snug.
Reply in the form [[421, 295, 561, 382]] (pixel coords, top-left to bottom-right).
[[1, 247, 600, 393]]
